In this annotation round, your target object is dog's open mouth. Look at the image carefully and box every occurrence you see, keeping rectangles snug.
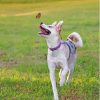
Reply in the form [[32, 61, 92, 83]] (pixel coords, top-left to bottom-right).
[[39, 25, 51, 35]]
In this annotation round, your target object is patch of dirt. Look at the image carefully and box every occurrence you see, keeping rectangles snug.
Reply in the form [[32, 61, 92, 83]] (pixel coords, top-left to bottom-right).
[[0, 59, 17, 68], [60, 89, 84, 100], [0, 11, 45, 17], [60, 95, 81, 100], [0, 50, 6, 56], [0, 50, 17, 67], [6, 59, 17, 67]]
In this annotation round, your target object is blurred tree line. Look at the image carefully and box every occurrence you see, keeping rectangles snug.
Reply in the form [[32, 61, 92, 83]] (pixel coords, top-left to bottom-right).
[[0, 0, 77, 3]]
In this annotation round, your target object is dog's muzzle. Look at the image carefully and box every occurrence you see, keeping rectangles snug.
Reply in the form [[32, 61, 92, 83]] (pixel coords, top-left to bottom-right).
[[39, 23, 51, 35]]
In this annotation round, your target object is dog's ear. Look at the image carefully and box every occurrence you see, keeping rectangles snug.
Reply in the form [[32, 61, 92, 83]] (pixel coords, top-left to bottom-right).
[[57, 20, 64, 26], [52, 21, 58, 26], [56, 20, 64, 32]]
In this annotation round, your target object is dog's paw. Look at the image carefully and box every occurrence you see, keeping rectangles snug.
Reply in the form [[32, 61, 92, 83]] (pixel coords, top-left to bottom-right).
[[54, 95, 59, 100], [59, 81, 64, 87], [54, 98, 59, 100], [60, 83, 63, 87], [66, 79, 71, 84]]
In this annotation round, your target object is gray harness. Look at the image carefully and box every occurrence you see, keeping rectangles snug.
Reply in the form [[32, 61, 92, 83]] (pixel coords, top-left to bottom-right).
[[61, 40, 76, 60]]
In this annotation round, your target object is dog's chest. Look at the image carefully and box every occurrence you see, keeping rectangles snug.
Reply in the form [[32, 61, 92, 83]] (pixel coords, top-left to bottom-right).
[[48, 49, 67, 66]]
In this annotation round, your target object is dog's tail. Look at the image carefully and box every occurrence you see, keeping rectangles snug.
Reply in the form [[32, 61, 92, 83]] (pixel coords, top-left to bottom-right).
[[67, 32, 83, 48]]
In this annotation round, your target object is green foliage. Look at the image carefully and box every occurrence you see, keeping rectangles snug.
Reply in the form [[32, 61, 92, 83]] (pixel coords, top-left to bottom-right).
[[0, 0, 99, 100]]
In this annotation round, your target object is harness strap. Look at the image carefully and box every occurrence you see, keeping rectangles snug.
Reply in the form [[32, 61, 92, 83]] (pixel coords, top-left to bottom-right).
[[61, 41, 76, 60]]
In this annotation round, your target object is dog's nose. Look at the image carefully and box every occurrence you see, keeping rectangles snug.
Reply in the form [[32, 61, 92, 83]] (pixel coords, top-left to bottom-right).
[[40, 22, 43, 25]]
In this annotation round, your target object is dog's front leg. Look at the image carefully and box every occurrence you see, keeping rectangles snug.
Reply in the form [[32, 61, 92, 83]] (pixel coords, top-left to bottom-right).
[[59, 62, 69, 86], [48, 63, 59, 100]]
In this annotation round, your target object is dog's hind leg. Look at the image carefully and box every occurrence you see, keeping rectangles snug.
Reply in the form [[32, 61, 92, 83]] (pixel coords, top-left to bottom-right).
[[59, 66, 69, 86], [66, 63, 74, 83]]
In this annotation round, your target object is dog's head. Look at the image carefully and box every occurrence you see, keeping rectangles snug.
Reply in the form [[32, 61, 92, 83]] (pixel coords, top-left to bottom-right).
[[39, 21, 63, 38]]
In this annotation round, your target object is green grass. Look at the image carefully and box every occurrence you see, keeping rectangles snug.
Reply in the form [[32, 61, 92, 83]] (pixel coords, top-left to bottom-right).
[[0, 0, 99, 100]]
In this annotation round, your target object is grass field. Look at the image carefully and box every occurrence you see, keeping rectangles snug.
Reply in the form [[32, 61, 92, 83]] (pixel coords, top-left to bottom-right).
[[0, 0, 99, 100]]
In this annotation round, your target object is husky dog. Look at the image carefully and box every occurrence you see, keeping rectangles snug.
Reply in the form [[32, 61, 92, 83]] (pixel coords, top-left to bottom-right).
[[38, 21, 83, 100]]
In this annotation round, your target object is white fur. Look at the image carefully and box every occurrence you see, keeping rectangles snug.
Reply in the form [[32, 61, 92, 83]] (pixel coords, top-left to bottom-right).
[[39, 21, 83, 100]]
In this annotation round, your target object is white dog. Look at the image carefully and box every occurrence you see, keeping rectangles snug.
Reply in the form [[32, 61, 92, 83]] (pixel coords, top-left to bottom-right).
[[38, 21, 83, 100]]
